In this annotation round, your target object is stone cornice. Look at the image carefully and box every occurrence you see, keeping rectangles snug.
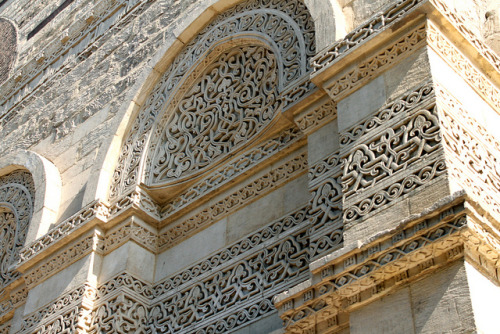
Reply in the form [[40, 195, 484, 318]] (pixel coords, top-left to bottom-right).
[[273, 196, 500, 333]]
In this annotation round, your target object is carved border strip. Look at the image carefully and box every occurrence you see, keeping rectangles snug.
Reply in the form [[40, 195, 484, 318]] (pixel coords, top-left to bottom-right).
[[312, 0, 500, 77], [343, 156, 447, 223], [438, 104, 500, 219], [24, 231, 104, 288], [160, 127, 304, 218], [154, 204, 309, 297], [158, 151, 308, 251], [308, 151, 342, 188], [18, 200, 107, 265], [428, 0, 500, 73], [427, 22, 500, 113], [277, 209, 467, 331], [19, 283, 96, 333], [339, 81, 435, 148], [325, 24, 427, 102], [435, 85, 500, 152], [295, 100, 337, 134], [312, 0, 425, 73], [150, 218, 310, 333]]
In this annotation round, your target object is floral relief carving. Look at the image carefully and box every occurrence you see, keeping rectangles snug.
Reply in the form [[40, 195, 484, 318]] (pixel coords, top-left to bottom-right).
[[148, 46, 280, 183], [109, 0, 315, 200]]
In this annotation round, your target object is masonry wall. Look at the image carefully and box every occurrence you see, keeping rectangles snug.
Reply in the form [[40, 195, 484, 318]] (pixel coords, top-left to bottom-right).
[[0, 0, 499, 333]]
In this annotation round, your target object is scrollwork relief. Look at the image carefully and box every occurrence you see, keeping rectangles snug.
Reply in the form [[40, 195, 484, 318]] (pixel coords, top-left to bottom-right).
[[326, 24, 427, 101], [308, 151, 344, 260], [110, 0, 315, 200], [161, 127, 303, 218], [148, 45, 280, 183], [158, 152, 308, 250], [342, 106, 442, 200]]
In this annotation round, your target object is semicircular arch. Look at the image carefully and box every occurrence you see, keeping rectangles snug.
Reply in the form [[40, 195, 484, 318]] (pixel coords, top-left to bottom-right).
[[105, 0, 318, 201]]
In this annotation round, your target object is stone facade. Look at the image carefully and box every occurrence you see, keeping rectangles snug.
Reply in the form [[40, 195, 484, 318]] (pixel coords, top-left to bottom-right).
[[0, 0, 499, 333]]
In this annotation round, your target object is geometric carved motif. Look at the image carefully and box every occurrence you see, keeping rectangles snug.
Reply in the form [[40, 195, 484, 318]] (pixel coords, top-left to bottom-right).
[[0, 170, 34, 287], [109, 0, 315, 199], [148, 46, 280, 183], [341, 82, 446, 222], [308, 152, 344, 260], [437, 85, 500, 219]]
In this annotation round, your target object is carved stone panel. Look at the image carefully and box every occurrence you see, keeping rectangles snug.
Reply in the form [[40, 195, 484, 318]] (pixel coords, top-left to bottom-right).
[[0, 170, 34, 287], [147, 45, 280, 184]]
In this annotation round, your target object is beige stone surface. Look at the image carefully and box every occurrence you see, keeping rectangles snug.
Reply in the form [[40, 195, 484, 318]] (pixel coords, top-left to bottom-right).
[[410, 261, 476, 334], [0, 0, 499, 333], [24, 253, 101, 315], [350, 287, 415, 334], [337, 75, 387, 132], [155, 217, 227, 281]]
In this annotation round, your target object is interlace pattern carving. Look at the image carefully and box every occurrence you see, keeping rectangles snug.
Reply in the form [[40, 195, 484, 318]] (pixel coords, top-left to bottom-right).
[[326, 24, 427, 101], [340, 84, 445, 222], [342, 108, 441, 198], [339, 82, 435, 147], [149, 46, 280, 183], [437, 87, 500, 218], [150, 207, 310, 333], [109, 0, 315, 199], [312, 0, 424, 72], [161, 127, 303, 217], [158, 152, 308, 250], [308, 152, 344, 260], [0, 170, 34, 287]]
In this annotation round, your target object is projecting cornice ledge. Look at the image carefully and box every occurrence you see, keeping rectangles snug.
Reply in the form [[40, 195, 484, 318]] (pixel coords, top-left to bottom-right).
[[308, 0, 500, 110], [273, 192, 500, 334]]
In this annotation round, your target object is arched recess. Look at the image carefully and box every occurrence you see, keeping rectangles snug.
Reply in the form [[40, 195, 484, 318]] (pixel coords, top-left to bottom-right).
[[0, 17, 17, 84], [104, 0, 318, 202], [0, 150, 62, 244]]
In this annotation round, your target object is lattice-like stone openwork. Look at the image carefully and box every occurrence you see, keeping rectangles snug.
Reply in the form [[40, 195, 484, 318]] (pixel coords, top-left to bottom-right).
[[109, 0, 316, 200], [0, 170, 34, 287]]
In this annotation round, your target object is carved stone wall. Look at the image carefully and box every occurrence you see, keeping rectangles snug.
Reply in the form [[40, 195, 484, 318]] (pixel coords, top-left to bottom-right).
[[0, 0, 499, 333]]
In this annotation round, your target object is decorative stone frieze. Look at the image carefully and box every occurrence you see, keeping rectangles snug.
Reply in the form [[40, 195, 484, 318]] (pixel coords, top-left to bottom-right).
[[274, 199, 492, 333], [1, 0, 499, 332], [109, 0, 316, 200]]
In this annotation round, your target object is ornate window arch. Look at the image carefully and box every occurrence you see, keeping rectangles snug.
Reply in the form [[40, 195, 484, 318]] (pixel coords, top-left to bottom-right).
[[109, 0, 316, 201]]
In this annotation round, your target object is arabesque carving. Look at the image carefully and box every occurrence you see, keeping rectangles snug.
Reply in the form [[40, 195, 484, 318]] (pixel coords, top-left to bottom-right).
[[109, 0, 315, 200], [326, 24, 427, 101], [437, 86, 500, 219], [148, 45, 280, 183], [161, 127, 303, 217]]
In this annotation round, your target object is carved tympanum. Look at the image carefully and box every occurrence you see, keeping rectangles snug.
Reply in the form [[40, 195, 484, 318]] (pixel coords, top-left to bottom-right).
[[149, 45, 280, 183]]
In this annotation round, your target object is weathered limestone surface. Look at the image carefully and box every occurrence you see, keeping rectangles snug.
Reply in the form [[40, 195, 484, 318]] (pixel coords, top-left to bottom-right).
[[0, 0, 499, 333]]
